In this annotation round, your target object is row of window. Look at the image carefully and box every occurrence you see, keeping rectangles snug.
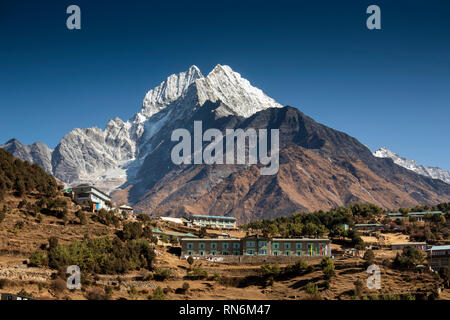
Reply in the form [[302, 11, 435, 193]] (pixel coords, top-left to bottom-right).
[[245, 241, 326, 250], [187, 242, 240, 250], [186, 250, 241, 256], [185, 249, 327, 257], [187, 242, 327, 250]]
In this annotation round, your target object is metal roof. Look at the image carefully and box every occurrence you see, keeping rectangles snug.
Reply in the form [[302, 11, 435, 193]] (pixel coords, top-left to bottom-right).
[[180, 238, 240, 241], [391, 242, 427, 245], [191, 214, 236, 220], [272, 238, 330, 242], [71, 184, 111, 200], [430, 245, 450, 251], [388, 211, 444, 216]]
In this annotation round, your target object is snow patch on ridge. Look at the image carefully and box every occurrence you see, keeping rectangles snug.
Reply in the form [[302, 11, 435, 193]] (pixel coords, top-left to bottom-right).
[[374, 146, 450, 184]]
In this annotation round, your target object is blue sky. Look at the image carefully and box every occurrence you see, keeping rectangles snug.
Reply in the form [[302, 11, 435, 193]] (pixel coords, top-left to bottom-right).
[[0, 0, 449, 170]]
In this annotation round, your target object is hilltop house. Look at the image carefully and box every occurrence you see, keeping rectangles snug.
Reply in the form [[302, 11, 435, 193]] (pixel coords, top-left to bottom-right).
[[391, 242, 427, 251], [428, 245, 450, 271], [71, 184, 111, 211]]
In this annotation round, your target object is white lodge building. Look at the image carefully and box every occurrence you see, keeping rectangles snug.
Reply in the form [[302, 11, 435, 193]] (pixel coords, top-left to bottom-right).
[[71, 184, 111, 211], [189, 214, 237, 229]]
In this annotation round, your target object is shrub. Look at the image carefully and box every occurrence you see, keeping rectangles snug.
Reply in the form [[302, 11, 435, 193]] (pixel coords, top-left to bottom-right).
[[128, 285, 138, 298], [320, 257, 335, 280], [76, 210, 87, 225], [305, 282, 319, 297], [148, 286, 166, 300], [52, 278, 67, 294], [285, 258, 309, 276], [14, 221, 24, 230], [154, 268, 172, 281], [187, 255, 194, 267], [353, 280, 363, 297], [118, 222, 143, 241], [86, 288, 109, 300], [48, 237, 59, 250], [363, 249, 375, 265], [186, 265, 208, 279], [261, 263, 281, 277], [0, 207, 5, 224], [29, 250, 49, 267]]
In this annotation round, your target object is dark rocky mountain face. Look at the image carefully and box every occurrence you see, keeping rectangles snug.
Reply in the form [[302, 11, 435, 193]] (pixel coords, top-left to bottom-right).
[[114, 104, 449, 223]]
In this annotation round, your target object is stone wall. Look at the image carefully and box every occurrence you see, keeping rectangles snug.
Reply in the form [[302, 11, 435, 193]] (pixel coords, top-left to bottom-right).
[[181, 254, 326, 265]]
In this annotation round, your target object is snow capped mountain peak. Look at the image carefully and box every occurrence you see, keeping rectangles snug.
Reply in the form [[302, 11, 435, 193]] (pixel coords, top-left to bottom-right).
[[196, 64, 283, 117], [140, 65, 203, 119], [138, 64, 282, 121], [374, 147, 450, 184]]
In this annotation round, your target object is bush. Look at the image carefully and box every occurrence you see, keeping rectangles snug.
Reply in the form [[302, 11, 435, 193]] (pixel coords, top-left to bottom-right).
[[363, 249, 375, 264], [148, 286, 166, 300], [154, 268, 172, 281], [118, 222, 143, 241], [305, 282, 319, 297], [320, 257, 335, 280], [186, 265, 208, 279], [76, 210, 87, 225], [86, 288, 110, 300], [0, 207, 6, 224], [261, 263, 281, 277], [29, 250, 49, 267], [96, 209, 120, 227], [353, 280, 363, 298], [284, 258, 310, 277], [48, 237, 59, 250], [52, 278, 67, 294]]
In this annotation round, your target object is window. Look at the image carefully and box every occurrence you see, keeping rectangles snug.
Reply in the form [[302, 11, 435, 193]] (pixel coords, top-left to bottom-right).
[[296, 243, 302, 250], [259, 249, 267, 255], [246, 241, 256, 248], [246, 249, 255, 255], [210, 250, 217, 255], [272, 243, 279, 249], [307, 243, 313, 256], [233, 243, 240, 249], [233, 251, 240, 256], [222, 243, 229, 249], [187, 250, 193, 255], [199, 250, 205, 256], [222, 251, 229, 255], [296, 250, 302, 256], [259, 241, 267, 248], [285, 251, 290, 256], [285, 243, 291, 249], [211, 243, 217, 249], [273, 250, 280, 256], [187, 243, 193, 249], [199, 243, 205, 249]]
